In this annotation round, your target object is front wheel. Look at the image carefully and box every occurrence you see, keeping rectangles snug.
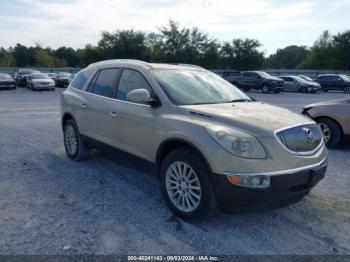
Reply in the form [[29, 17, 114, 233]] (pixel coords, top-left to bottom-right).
[[262, 85, 269, 93], [159, 148, 217, 221], [63, 119, 91, 160], [317, 118, 341, 148]]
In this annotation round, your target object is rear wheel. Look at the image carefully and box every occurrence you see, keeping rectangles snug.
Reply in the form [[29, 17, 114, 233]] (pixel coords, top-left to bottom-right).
[[63, 119, 90, 160], [159, 148, 217, 221], [317, 118, 341, 148]]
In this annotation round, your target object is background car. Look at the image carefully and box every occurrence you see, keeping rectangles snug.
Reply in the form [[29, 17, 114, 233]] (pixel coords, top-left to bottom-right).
[[227, 71, 284, 93], [14, 68, 40, 87], [315, 74, 350, 93], [0, 73, 16, 90], [27, 73, 55, 91], [303, 98, 350, 147], [47, 73, 57, 82], [68, 73, 76, 84], [55, 72, 72, 88], [298, 75, 314, 82], [280, 75, 321, 93]]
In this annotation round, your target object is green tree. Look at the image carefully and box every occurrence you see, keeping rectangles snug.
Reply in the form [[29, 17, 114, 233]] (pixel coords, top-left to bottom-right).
[[300, 31, 341, 69], [267, 45, 310, 69], [0, 48, 16, 67], [77, 44, 103, 67], [35, 49, 55, 67], [333, 30, 350, 69], [54, 47, 79, 67], [98, 30, 150, 61], [220, 38, 264, 70]]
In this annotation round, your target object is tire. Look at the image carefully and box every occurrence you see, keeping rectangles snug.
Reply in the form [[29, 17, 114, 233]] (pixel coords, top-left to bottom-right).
[[63, 119, 90, 160], [159, 147, 217, 221], [261, 84, 269, 93], [316, 118, 341, 148], [300, 86, 307, 93]]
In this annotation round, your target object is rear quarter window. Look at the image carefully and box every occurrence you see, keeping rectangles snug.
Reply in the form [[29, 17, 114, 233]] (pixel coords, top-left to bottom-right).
[[70, 69, 93, 90]]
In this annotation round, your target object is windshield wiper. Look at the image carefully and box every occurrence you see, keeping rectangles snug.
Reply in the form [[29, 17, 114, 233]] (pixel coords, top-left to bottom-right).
[[228, 99, 252, 103]]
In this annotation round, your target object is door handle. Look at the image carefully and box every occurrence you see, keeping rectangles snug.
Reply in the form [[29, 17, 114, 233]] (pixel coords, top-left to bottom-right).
[[109, 112, 118, 118], [80, 103, 87, 109]]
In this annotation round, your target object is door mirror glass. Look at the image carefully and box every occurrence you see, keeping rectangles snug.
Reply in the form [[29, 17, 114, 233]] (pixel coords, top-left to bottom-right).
[[126, 88, 153, 104]]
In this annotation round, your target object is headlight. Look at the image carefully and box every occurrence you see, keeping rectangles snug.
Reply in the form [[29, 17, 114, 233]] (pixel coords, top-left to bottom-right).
[[206, 126, 267, 159]]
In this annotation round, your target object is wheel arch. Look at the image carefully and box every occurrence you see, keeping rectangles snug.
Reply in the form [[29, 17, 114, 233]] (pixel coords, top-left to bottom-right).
[[315, 116, 345, 138], [156, 138, 213, 176], [61, 113, 74, 129]]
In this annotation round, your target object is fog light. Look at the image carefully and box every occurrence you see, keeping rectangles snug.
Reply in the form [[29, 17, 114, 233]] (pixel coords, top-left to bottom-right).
[[227, 174, 270, 188]]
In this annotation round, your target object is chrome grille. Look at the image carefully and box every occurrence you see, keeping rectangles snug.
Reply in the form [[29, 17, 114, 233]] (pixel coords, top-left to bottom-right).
[[276, 124, 323, 155]]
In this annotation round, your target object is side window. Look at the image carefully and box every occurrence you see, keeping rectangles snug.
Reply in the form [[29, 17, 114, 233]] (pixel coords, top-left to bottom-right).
[[92, 68, 119, 98], [116, 69, 152, 103], [71, 69, 93, 90]]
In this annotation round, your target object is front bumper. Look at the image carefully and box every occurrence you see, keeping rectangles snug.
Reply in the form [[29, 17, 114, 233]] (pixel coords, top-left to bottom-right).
[[212, 157, 327, 211]]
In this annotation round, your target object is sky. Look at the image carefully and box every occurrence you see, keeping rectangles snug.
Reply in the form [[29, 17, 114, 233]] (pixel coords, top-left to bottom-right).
[[0, 0, 350, 54]]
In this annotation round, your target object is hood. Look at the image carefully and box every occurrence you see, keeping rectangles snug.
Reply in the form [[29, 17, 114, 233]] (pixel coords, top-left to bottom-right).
[[308, 81, 321, 87], [304, 98, 350, 108], [179, 102, 313, 138], [0, 78, 15, 82]]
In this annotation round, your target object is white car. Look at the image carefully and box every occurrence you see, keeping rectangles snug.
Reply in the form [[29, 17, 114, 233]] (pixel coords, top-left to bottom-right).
[[27, 73, 55, 91]]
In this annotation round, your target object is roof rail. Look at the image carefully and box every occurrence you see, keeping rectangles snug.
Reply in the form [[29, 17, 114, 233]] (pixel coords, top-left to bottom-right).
[[87, 59, 150, 68], [175, 63, 204, 69]]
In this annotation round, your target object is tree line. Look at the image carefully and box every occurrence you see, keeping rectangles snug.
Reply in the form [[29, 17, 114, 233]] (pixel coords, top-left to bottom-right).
[[0, 21, 349, 70]]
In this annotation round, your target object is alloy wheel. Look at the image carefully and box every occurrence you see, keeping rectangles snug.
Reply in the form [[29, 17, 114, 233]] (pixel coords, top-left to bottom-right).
[[319, 123, 331, 144], [65, 124, 78, 156], [165, 161, 201, 213]]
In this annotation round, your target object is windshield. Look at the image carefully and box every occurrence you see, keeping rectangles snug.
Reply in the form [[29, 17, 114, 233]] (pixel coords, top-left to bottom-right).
[[340, 74, 350, 81], [0, 74, 12, 79], [31, 74, 50, 79], [299, 75, 313, 81], [256, 71, 273, 78], [57, 73, 71, 77], [152, 69, 251, 105]]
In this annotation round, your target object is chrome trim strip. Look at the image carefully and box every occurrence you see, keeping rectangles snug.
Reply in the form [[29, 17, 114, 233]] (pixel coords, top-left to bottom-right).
[[224, 155, 328, 177], [274, 122, 324, 156], [72, 87, 152, 108]]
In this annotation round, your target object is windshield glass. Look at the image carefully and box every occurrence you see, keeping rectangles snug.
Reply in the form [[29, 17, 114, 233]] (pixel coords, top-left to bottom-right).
[[340, 74, 350, 81], [152, 69, 251, 105], [300, 75, 313, 81], [0, 74, 12, 79], [257, 71, 272, 78], [31, 74, 50, 79], [57, 73, 71, 77]]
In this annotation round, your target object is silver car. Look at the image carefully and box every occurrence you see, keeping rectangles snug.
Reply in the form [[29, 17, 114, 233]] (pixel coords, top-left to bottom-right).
[[280, 75, 321, 93], [27, 73, 55, 91], [61, 60, 328, 220]]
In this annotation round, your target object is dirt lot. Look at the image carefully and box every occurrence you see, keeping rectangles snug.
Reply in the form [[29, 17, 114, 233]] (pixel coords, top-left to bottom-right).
[[0, 88, 349, 255]]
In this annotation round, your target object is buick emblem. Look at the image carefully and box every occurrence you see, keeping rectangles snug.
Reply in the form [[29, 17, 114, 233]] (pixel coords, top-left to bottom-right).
[[303, 127, 314, 143]]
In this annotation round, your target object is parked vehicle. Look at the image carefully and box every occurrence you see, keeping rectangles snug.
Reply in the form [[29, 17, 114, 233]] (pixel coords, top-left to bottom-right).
[[68, 73, 76, 83], [55, 72, 72, 88], [303, 98, 350, 147], [227, 71, 284, 93], [299, 75, 314, 82], [61, 60, 327, 220], [47, 73, 58, 82], [280, 75, 321, 93], [315, 74, 350, 93], [15, 69, 40, 87], [0, 73, 16, 90], [27, 73, 55, 91]]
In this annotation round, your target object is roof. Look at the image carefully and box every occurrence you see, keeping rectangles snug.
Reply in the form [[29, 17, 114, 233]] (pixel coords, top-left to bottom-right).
[[87, 59, 204, 70]]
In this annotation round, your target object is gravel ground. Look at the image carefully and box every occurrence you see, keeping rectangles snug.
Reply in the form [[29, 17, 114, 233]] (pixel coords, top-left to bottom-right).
[[0, 88, 349, 255]]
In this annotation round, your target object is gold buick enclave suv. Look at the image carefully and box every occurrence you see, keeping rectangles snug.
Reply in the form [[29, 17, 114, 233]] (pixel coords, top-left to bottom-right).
[[61, 60, 328, 220]]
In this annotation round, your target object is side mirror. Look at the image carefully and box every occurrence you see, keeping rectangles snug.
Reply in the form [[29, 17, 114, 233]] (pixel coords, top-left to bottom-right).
[[126, 89, 159, 106]]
